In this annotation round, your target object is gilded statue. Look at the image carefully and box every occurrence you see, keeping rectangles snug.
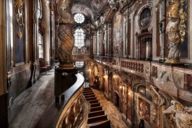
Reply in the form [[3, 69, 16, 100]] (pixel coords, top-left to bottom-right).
[[15, 0, 25, 38], [167, 0, 179, 19], [15, 0, 24, 8], [165, 0, 187, 64], [163, 100, 192, 128]]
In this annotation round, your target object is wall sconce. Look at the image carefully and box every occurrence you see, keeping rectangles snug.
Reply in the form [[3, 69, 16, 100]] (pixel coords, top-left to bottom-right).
[[103, 74, 108, 79], [87, 68, 91, 72], [113, 74, 118, 79], [128, 88, 133, 97]]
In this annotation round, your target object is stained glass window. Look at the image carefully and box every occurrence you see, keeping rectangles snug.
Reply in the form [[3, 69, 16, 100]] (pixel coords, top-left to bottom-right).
[[74, 13, 85, 24], [74, 28, 85, 49]]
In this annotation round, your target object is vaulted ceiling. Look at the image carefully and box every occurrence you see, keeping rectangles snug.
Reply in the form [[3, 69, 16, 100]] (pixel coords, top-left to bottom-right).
[[56, 0, 135, 25], [71, 0, 108, 20]]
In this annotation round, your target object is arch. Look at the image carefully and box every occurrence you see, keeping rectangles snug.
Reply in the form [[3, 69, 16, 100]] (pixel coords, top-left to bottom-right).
[[71, 4, 94, 20], [114, 91, 120, 110]]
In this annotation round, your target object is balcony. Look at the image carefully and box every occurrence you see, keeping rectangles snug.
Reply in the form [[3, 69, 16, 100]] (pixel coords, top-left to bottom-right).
[[94, 56, 192, 103]]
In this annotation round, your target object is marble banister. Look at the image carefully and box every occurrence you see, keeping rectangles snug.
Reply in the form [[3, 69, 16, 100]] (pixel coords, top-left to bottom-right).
[[56, 73, 85, 128]]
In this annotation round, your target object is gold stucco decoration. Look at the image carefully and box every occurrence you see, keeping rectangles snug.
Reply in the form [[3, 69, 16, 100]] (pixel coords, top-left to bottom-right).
[[15, 0, 25, 39]]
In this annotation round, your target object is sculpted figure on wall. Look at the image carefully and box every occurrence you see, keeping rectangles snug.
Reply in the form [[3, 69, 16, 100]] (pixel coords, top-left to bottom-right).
[[108, 0, 119, 10], [57, 0, 73, 24], [163, 100, 192, 128], [15, 0, 25, 38], [166, 0, 187, 64]]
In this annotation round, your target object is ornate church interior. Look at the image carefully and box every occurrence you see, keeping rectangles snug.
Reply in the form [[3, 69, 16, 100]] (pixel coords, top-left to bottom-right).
[[1, 0, 192, 128]]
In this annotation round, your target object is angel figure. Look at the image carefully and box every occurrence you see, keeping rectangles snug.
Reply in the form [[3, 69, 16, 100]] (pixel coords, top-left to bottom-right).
[[163, 100, 192, 128]]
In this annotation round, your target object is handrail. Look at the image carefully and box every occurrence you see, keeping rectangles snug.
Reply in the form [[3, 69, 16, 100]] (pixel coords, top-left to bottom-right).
[[56, 73, 85, 128]]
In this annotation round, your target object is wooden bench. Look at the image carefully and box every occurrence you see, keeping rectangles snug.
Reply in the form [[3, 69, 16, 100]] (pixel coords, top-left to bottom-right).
[[89, 120, 111, 128], [90, 106, 102, 112], [88, 115, 108, 124], [88, 110, 105, 117]]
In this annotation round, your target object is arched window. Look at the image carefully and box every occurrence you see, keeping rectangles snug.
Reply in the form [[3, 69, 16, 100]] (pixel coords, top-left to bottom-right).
[[74, 28, 85, 49]]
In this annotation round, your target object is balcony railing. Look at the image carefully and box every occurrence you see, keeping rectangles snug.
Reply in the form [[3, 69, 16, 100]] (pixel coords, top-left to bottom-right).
[[94, 55, 192, 103]]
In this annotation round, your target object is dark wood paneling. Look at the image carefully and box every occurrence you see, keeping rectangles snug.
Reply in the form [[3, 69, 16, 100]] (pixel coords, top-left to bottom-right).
[[8, 64, 31, 99], [0, 93, 8, 128]]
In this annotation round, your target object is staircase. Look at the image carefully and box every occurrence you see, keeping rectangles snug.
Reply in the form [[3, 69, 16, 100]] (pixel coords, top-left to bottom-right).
[[83, 88, 111, 128]]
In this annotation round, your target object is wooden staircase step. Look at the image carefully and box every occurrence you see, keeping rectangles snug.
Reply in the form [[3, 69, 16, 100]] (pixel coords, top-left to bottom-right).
[[88, 110, 105, 117], [88, 115, 108, 124], [89, 120, 111, 128], [90, 106, 102, 112]]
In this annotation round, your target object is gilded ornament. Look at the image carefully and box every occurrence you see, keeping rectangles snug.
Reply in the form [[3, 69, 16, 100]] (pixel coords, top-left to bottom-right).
[[167, 0, 179, 19], [15, 0, 24, 8], [15, 0, 25, 39]]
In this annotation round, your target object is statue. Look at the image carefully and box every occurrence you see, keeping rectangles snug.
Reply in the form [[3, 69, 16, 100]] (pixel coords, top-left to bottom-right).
[[57, 0, 73, 24], [165, 0, 187, 64], [108, 0, 118, 10], [163, 100, 192, 128], [15, 0, 25, 38]]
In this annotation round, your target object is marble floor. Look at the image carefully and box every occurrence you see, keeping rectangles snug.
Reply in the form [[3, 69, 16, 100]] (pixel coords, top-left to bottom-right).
[[9, 70, 55, 128], [92, 89, 130, 128]]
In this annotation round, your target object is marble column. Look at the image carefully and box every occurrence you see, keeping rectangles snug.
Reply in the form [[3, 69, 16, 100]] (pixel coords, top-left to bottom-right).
[[99, 29, 104, 56], [93, 33, 97, 55], [104, 24, 108, 56], [96, 30, 100, 56], [159, 0, 166, 62], [42, 0, 51, 65], [108, 23, 113, 57], [56, 0, 74, 68]]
